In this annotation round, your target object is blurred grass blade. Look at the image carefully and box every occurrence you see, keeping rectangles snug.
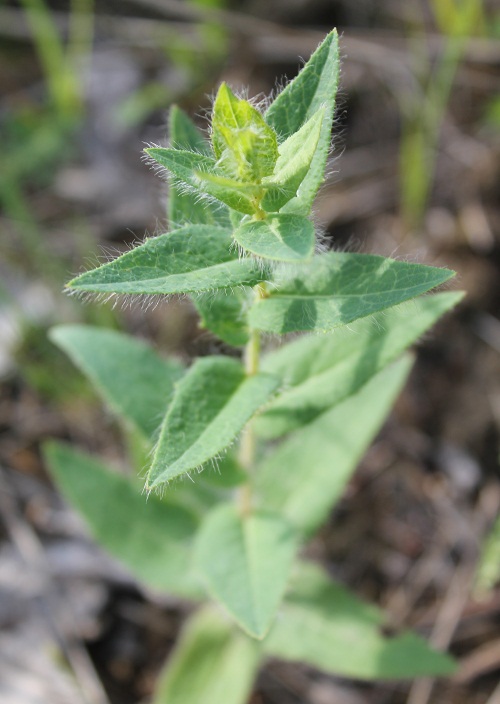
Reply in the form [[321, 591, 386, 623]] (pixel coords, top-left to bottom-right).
[[20, 0, 82, 119], [475, 514, 500, 595]]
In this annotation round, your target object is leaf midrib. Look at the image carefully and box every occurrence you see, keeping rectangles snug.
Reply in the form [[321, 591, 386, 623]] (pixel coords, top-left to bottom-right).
[[265, 281, 449, 301], [71, 259, 258, 289]]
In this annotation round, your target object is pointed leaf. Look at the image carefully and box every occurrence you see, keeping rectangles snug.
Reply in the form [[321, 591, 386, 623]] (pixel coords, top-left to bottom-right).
[[234, 214, 315, 262], [212, 83, 278, 181], [256, 357, 413, 535], [261, 107, 324, 212], [195, 504, 297, 639], [67, 225, 267, 295], [168, 106, 230, 228], [265, 30, 340, 213], [249, 252, 455, 334], [147, 357, 280, 488], [44, 442, 202, 598], [50, 325, 183, 440], [146, 147, 257, 214], [194, 288, 252, 346], [264, 562, 456, 679], [256, 292, 463, 438], [154, 607, 260, 704]]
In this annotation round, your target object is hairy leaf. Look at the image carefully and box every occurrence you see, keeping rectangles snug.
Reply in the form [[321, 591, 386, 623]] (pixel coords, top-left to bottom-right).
[[249, 253, 455, 334], [154, 607, 260, 704], [233, 214, 315, 262], [147, 357, 280, 488], [194, 289, 252, 346], [261, 107, 324, 212], [195, 504, 297, 638], [265, 30, 340, 213], [168, 105, 230, 227], [256, 357, 412, 535], [50, 325, 183, 440], [67, 225, 268, 295], [146, 147, 257, 214], [256, 292, 463, 438], [263, 562, 456, 679], [212, 83, 278, 182], [44, 443, 202, 598]]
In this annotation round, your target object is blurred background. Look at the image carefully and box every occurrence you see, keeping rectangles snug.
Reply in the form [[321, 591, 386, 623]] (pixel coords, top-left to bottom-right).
[[1, 1, 500, 702]]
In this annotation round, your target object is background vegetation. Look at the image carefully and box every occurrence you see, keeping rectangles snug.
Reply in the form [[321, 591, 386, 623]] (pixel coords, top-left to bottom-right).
[[0, 1, 499, 703]]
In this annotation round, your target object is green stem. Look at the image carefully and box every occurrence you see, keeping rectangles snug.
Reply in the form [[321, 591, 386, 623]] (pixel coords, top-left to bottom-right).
[[238, 285, 264, 516]]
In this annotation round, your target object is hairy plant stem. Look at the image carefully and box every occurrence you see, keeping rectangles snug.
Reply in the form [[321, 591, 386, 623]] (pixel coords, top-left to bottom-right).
[[238, 284, 264, 517]]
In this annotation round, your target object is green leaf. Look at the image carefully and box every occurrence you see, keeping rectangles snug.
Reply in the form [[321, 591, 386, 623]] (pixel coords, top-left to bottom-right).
[[145, 148, 257, 214], [263, 562, 456, 679], [261, 107, 324, 212], [154, 607, 260, 704], [168, 106, 230, 228], [44, 442, 202, 599], [256, 357, 413, 535], [67, 225, 267, 295], [265, 30, 340, 214], [195, 504, 297, 639], [147, 357, 280, 489], [211, 83, 278, 182], [256, 292, 463, 438], [194, 289, 251, 346], [49, 325, 183, 440], [233, 214, 315, 262], [249, 252, 455, 334]]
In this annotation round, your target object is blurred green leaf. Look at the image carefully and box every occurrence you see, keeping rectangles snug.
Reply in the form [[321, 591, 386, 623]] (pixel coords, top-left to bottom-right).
[[256, 357, 413, 535], [50, 325, 183, 440], [195, 504, 297, 638], [263, 562, 456, 679], [194, 288, 252, 346], [44, 442, 202, 598], [154, 607, 260, 704]]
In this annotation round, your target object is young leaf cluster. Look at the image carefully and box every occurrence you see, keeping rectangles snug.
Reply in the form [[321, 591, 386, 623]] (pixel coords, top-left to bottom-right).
[[45, 30, 462, 703]]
